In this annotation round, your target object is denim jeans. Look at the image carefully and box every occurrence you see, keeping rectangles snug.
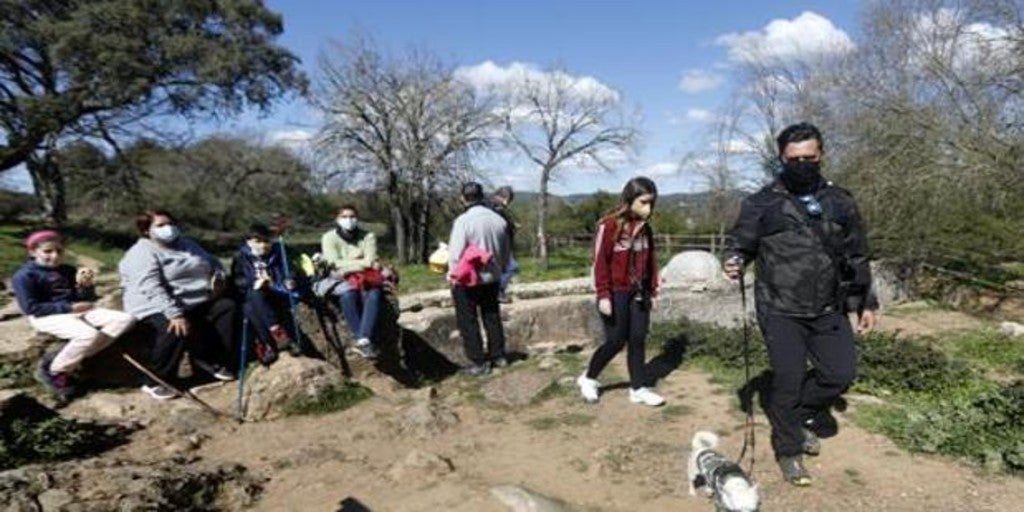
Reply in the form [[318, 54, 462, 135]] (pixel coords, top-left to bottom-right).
[[338, 287, 382, 341]]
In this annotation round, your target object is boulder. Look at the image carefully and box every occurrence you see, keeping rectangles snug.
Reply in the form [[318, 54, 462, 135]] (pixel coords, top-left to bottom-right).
[[0, 459, 264, 511], [385, 449, 454, 482], [236, 355, 344, 421], [660, 250, 729, 289], [397, 400, 460, 439], [1000, 321, 1024, 338], [490, 485, 567, 512], [481, 370, 555, 407]]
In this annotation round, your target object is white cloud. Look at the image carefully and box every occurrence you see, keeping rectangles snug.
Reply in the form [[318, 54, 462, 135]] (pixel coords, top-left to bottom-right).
[[715, 11, 854, 64], [685, 108, 713, 122], [267, 128, 314, 151], [911, 8, 1020, 74], [678, 69, 725, 93], [713, 138, 758, 155], [455, 60, 620, 103], [637, 161, 679, 177]]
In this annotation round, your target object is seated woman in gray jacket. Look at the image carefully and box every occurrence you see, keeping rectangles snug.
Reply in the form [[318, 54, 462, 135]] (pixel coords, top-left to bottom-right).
[[119, 209, 238, 400]]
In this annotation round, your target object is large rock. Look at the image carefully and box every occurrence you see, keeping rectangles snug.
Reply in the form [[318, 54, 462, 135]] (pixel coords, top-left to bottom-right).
[[236, 355, 344, 421], [1000, 321, 1024, 338], [397, 401, 460, 439], [0, 459, 264, 511], [385, 449, 454, 482], [490, 485, 567, 512], [482, 370, 555, 407], [0, 318, 47, 366], [660, 250, 730, 290]]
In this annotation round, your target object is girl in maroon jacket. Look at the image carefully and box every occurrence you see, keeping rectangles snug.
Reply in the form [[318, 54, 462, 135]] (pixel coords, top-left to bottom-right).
[[577, 176, 666, 406]]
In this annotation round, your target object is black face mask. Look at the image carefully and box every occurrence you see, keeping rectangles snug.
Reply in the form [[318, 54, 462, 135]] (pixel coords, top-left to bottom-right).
[[780, 160, 822, 195]]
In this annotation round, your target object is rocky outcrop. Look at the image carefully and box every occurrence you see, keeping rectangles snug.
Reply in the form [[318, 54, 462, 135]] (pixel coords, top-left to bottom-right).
[[0, 459, 264, 511]]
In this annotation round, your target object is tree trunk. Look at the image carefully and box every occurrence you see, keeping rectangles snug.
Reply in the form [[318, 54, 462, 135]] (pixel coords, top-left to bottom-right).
[[536, 167, 551, 270], [390, 202, 406, 263], [416, 198, 431, 264], [26, 150, 67, 226]]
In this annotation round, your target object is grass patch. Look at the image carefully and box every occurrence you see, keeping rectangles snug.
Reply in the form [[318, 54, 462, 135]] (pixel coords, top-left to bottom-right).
[[394, 247, 594, 294], [941, 329, 1024, 376], [0, 361, 34, 390], [660, 404, 693, 418], [1, 416, 130, 470], [527, 412, 595, 431], [1, 221, 130, 277], [282, 382, 373, 416], [553, 352, 586, 377]]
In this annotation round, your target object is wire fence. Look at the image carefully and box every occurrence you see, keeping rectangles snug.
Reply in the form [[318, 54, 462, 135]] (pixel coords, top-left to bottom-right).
[[545, 233, 732, 258]]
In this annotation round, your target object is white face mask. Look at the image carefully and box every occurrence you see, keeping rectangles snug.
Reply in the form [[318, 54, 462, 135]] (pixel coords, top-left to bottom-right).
[[337, 217, 358, 231], [248, 243, 267, 257], [150, 225, 180, 244]]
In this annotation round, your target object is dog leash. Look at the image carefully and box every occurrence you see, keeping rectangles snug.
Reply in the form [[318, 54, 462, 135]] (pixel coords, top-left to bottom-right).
[[735, 271, 757, 476]]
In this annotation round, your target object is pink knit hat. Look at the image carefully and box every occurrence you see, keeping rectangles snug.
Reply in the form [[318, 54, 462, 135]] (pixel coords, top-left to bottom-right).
[[24, 230, 62, 251]]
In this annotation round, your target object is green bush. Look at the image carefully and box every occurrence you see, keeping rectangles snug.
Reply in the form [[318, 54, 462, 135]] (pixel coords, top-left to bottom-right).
[[649, 319, 768, 372], [1, 417, 129, 470], [855, 331, 975, 395], [0, 362, 34, 389], [282, 382, 373, 416], [862, 380, 1024, 474]]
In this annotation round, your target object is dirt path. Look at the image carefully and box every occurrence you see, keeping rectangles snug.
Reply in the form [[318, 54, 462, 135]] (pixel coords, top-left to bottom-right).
[[95, 351, 1023, 512], [7, 292, 1021, 511]]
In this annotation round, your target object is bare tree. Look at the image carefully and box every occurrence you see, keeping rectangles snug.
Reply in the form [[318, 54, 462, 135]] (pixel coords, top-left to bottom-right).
[[715, 0, 1024, 268], [313, 38, 494, 263], [495, 67, 637, 269]]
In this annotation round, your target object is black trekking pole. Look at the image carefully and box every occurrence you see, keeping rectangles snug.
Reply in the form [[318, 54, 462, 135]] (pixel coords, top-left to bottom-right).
[[313, 300, 353, 378], [735, 266, 756, 476]]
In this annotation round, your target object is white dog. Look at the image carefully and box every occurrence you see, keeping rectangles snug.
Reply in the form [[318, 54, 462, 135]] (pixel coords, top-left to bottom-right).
[[687, 431, 760, 512]]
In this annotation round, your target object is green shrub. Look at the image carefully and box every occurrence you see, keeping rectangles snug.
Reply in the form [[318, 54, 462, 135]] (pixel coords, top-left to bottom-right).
[[862, 380, 1024, 474], [855, 331, 975, 395], [282, 382, 373, 416], [0, 362, 34, 389], [1, 417, 129, 470]]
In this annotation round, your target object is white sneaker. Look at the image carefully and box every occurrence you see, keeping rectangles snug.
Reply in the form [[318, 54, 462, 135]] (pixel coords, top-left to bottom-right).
[[629, 387, 666, 407], [576, 374, 600, 403]]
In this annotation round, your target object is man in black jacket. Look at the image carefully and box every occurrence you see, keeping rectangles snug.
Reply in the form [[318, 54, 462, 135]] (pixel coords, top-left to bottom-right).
[[723, 122, 879, 486]]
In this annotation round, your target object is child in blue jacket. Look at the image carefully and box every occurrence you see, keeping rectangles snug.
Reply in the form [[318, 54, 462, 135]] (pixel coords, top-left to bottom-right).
[[230, 223, 304, 363], [13, 230, 135, 403]]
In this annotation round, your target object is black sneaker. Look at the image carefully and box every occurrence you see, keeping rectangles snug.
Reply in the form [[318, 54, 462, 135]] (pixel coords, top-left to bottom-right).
[[802, 428, 821, 456], [778, 455, 812, 486], [34, 353, 75, 404], [804, 409, 839, 439], [460, 362, 491, 377], [492, 356, 510, 369]]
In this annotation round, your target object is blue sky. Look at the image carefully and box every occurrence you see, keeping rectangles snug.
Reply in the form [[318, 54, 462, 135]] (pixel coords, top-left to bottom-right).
[[3, 0, 865, 195]]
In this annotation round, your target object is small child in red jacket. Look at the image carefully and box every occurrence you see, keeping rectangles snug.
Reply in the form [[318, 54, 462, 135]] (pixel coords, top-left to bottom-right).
[[577, 177, 666, 407]]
